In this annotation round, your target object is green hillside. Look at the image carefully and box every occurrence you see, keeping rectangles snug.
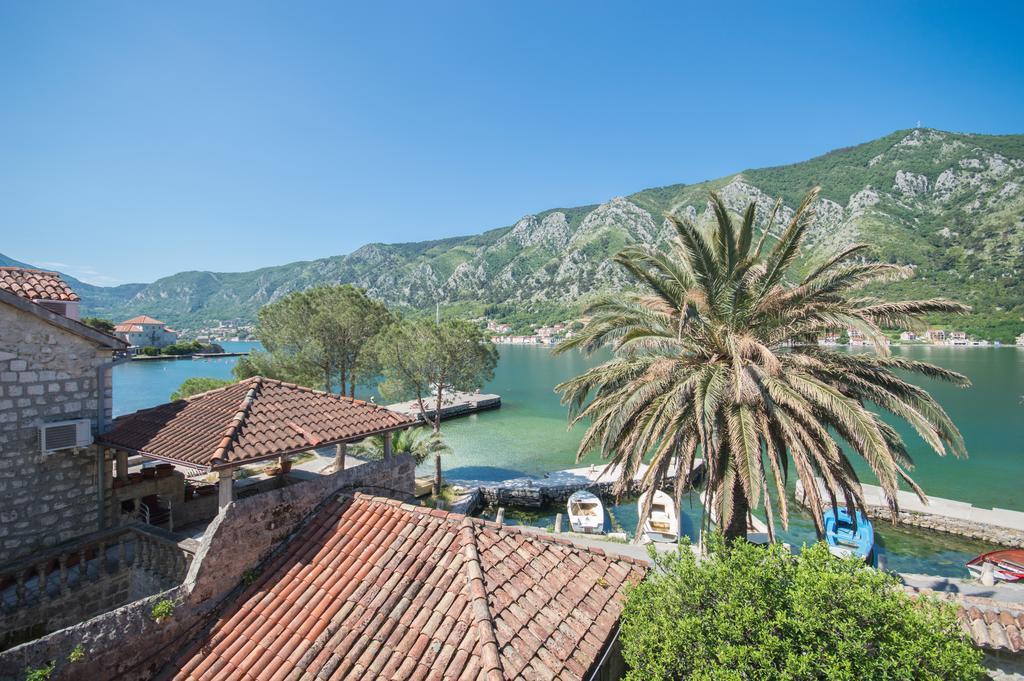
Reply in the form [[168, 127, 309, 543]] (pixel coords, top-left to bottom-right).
[[5, 128, 1023, 341]]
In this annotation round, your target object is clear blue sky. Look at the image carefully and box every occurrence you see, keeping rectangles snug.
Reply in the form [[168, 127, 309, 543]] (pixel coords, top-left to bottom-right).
[[1, 1, 1022, 285]]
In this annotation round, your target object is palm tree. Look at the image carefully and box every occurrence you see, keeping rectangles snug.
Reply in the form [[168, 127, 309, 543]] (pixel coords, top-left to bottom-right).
[[555, 188, 970, 543], [353, 426, 451, 467]]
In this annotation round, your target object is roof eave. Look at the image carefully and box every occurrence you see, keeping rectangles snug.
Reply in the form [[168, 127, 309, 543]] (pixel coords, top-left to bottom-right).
[[99, 420, 415, 472]]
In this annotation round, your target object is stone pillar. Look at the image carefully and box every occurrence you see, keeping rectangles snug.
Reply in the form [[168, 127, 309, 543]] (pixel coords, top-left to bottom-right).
[[335, 442, 347, 471], [115, 450, 129, 480], [383, 432, 393, 460], [218, 469, 234, 510]]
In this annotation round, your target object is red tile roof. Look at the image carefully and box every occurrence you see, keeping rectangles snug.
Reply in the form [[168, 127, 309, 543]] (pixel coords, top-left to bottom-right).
[[120, 314, 166, 325], [98, 377, 416, 470], [113, 323, 144, 333], [0, 266, 79, 302], [163, 494, 646, 680], [905, 586, 1024, 654]]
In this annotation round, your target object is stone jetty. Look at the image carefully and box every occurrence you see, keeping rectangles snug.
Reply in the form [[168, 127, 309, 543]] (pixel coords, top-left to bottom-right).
[[450, 459, 706, 509], [795, 478, 1024, 548], [387, 390, 500, 422]]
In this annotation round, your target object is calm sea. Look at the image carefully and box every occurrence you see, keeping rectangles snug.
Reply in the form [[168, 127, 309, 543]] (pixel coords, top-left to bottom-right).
[[113, 341, 1024, 576]]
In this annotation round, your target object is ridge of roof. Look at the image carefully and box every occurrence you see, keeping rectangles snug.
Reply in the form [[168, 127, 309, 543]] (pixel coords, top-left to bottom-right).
[[211, 377, 262, 465], [459, 517, 505, 681]]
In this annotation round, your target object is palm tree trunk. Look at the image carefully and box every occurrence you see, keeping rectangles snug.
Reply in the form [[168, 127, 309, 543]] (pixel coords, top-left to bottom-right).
[[724, 475, 750, 542]]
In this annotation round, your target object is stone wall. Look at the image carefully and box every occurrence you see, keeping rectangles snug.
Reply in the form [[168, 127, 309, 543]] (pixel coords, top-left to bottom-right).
[[0, 455, 415, 680], [983, 650, 1024, 681], [0, 525, 192, 651], [878, 508, 1024, 549], [0, 302, 115, 562]]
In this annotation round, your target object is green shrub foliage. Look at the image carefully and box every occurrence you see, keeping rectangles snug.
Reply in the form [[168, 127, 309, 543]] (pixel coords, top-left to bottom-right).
[[620, 538, 982, 680]]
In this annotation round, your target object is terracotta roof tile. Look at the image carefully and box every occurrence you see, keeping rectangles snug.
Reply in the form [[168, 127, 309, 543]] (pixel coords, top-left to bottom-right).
[[162, 494, 645, 680], [98, 377, 416, 469], [120, 314, 166, 325], [0, 266, 79, 301], [904, 586, 1024, 654]]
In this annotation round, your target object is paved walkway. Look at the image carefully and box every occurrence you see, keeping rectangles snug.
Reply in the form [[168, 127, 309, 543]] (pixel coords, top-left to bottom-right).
[[796, 478, 1024, 532], [900, 572, 1024, 604]]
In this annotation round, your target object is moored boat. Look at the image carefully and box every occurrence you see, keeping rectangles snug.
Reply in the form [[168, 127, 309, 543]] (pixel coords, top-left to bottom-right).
[[639, 489, 679, 543], [566, 490, 605, 534], [966, 549, 1024, 583], [823, 506, 874, 561]]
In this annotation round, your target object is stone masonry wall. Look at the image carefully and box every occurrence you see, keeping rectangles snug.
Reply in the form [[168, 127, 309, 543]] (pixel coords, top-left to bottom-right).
[[0, 303, 115, 562], [0, 454, 415, 680]]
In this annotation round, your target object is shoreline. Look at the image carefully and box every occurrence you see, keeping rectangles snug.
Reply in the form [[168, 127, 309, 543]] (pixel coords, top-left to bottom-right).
[[129, 351, 250, 361]]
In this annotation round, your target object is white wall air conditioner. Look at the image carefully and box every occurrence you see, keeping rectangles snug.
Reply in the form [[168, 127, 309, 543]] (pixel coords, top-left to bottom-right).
[[39, 419, 93, 454]]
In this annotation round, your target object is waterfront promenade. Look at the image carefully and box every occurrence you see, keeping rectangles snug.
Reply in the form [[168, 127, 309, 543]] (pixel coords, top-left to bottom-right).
[[796, 478, 1024, 548]]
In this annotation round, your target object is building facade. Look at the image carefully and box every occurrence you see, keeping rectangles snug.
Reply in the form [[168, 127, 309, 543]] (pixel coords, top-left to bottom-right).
[[113, 315, 178, 350], [0, 271, 126, 562]]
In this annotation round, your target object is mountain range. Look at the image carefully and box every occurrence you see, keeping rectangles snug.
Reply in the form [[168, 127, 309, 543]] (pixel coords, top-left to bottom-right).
[[4, 128, 1023, 340]]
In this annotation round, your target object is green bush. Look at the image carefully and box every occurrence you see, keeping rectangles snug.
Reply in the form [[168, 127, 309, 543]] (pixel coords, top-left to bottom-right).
[[68, 644, 85, 663], [150, 598, 175, 622], [170, 377, 233, 401], [620, 538, 982, 680], [24, 662, 54, 681]]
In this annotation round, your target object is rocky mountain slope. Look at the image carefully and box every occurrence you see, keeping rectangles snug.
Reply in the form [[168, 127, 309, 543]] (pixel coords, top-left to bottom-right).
[[6, 128, 1023, 339]]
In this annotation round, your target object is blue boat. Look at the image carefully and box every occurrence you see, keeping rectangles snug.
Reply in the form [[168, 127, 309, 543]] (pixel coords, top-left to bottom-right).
[[823, 506, 874, 561]]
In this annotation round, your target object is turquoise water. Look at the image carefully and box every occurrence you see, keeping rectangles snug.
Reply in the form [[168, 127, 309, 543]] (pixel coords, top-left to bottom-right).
[[112, 341, 261, 415], [113, 342, 1024, 576]]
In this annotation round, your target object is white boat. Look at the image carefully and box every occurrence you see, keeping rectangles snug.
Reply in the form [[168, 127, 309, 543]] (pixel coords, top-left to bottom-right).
[[567, 490, 605, 534], [639, 489, 679, 542]]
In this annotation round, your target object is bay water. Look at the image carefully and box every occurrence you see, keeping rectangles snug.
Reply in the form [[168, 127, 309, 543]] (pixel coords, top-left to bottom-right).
[[113, 342, 1024, 576]]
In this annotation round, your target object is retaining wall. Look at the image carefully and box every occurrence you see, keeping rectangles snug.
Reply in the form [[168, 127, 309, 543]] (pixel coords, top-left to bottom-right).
[[0, 455, 415, 681]]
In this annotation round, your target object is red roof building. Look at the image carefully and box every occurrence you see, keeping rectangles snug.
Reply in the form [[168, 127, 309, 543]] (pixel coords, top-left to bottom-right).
[[99, 376, 416, 471], [161, 493, 646, 680]]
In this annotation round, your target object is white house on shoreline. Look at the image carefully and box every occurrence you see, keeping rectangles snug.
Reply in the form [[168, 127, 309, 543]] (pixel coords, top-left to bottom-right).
[[113, 315, 178, 350]]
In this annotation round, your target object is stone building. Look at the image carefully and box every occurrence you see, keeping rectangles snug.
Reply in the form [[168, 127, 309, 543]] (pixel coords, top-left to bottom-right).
[[0, 269, 126, 562], [113, 315, 178, 350]]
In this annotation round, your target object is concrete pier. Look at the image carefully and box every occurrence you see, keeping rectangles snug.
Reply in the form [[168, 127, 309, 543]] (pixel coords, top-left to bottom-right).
[[386, 391, 500, 423], [795, 478, 1024, 548], [451, 459, 706, 509]]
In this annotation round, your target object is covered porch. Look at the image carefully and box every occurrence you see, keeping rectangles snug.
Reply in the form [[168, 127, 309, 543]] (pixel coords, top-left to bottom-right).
[[96, 376, 417, 529]]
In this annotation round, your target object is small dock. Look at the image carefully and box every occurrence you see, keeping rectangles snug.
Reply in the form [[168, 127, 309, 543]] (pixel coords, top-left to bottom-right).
[[130, 352, 250, 361], [387, 391, 500, 422], [796, 478, 1024, 548], [451, 459, 706, 509]]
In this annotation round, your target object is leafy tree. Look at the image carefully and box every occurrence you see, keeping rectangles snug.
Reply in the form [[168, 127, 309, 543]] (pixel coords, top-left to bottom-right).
[[255, 285, 392, 394], [82, 317, 115, 334], [171, 377, 233, 401], [556, 188, 969, 542], [620, 539, 982, 680], [376, 318, 498, 492], [353, 427, 450, 466], [232, 348, 320, 386]]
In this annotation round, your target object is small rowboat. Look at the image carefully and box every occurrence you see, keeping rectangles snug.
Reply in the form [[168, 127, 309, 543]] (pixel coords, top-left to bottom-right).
[[566, 490, 605, 535], [967, 549, 1024, 583], [639, 489, 679, 543], [823, 506, 874, 561]]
